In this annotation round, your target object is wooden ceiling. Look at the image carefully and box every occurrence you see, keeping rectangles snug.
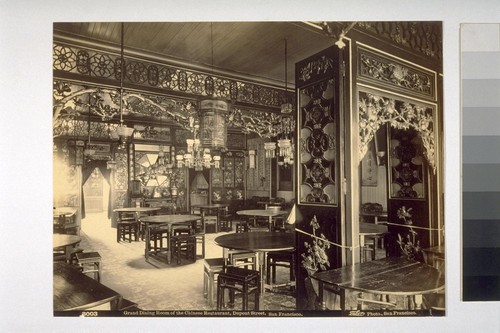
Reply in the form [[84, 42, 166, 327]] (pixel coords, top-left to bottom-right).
[[53, 21, 336, 87]]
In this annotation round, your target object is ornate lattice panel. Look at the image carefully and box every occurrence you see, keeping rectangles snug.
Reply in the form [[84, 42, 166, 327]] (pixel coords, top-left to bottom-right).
[[298, 79, 337, 205], [211, 151, 245, 201], [53, 42, 293, 110], [389, 128, 425, 199]]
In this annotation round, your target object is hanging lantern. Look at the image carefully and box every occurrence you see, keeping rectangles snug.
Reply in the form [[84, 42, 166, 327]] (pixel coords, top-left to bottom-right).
[[199, 98, 229, 150]]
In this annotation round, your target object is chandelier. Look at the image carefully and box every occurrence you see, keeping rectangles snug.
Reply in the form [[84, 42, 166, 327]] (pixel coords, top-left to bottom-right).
[[265, 38, 295, 166], [175, 23, 227, 171], [175, 111, 224, 171]]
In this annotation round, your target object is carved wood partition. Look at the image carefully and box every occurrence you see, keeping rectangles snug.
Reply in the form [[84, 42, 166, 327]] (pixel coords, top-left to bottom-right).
[[295, 45, 346, 310]]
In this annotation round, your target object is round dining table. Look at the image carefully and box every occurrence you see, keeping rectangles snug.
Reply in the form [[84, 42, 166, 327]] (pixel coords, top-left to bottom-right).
[[53, 233, 82, 262], [214, 231, 295, 300], [236, 209, 289, 231], [139, 214, 201, 264]]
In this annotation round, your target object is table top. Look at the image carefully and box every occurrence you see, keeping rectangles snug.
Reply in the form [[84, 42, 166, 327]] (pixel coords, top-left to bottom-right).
[[312, 256, 444, 296], [139, 214, 201, 225], [215, 231, 295, 252], [53, 207, 77, 217], [113, 207, 161, 213], [191, 203, 228, 209], [359, 222, 389, 235], [423, 245, 445, 255], [53, 234, 81, 249], [236, 209, 288, 218], [359, 211, 388, 217], [53, 262, 121, 311]]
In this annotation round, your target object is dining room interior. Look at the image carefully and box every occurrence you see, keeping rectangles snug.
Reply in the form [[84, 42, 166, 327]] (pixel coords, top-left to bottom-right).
[[52, 21, 445, 316]]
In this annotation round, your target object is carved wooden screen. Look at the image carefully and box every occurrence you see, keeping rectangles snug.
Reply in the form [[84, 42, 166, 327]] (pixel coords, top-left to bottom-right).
[[298, 48, 340, 206]]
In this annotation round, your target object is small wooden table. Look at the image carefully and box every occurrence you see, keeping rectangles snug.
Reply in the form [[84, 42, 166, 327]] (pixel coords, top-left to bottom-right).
[[53, 234, 81, 262], [311, 256, 445, 310], [53, 207, 78, 234], [215, 231, 295, 303], [359, 222, 389, 262], [422, 245, 445, 268], [236, 209, 288, 231], [53, 262, 122, 311], [359, 211, 388, 224], [139, 214, 201, 264], [191, 203, 229, 233]]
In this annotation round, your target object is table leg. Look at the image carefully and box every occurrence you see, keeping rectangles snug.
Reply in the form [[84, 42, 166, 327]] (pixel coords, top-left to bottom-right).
[[145, 223, 151, 261], [414, 294, 423, 310], [317, 280, 326, 310], [166, 226, 172, 264], [268, 216, 273, 232], [359, 235, 365, 262], [257, 251, 265, 295]]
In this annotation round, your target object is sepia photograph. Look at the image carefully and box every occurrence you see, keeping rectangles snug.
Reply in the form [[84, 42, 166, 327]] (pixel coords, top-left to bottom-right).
[[52, 21, 445, 317], [3, 1, 500, 332]]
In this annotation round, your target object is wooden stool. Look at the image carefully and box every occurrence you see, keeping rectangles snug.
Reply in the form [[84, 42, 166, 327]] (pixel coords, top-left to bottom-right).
[[76, 251, 102, 282], [150, 227, 169, 254], [216, 266, 260, 311], [235, 221, 248, 233], [218, 211, 233, 232], [171, 234, 196, 264], [117, 221, 137, 243], [203, 258, 225, 307], [228, 250, 257, 270]]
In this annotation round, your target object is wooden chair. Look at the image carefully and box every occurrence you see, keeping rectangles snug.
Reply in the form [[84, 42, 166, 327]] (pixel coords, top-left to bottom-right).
[[203, 258, 225, 307], [170, 229, 197, 265], [266, 249, 295, 290], [216, 266, 260, 310], [76, 251, 102, 282]]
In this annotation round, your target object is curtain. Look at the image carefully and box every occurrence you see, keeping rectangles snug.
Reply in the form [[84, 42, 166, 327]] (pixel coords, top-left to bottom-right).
[[81, 160, 112, 219]]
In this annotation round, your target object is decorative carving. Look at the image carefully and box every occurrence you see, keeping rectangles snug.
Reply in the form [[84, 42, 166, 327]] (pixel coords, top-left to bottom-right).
[[53, 42, 293, 109], [356, 22, 442, 62], [298, 56, 334, 83], [359, 49, 435, 99], [53, 80, 293, 140], [358, 91, 436, 173], [299, 79, 336, 205], [390, 128, 424, 198]]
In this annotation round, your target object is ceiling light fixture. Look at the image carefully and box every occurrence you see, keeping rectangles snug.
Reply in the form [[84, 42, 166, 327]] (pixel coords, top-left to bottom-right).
[[176, 22, 226, 170], [115, 22, 134, 147]]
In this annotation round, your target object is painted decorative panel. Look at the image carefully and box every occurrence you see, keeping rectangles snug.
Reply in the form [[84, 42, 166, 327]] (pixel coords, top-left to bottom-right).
[[298, 79, 337, 205], [211, 151, 245, 201]]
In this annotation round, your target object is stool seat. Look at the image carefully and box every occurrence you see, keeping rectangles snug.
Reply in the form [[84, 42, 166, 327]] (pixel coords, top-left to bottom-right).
[[217, 266, 260, 311], [76, 251, 102, 282]]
